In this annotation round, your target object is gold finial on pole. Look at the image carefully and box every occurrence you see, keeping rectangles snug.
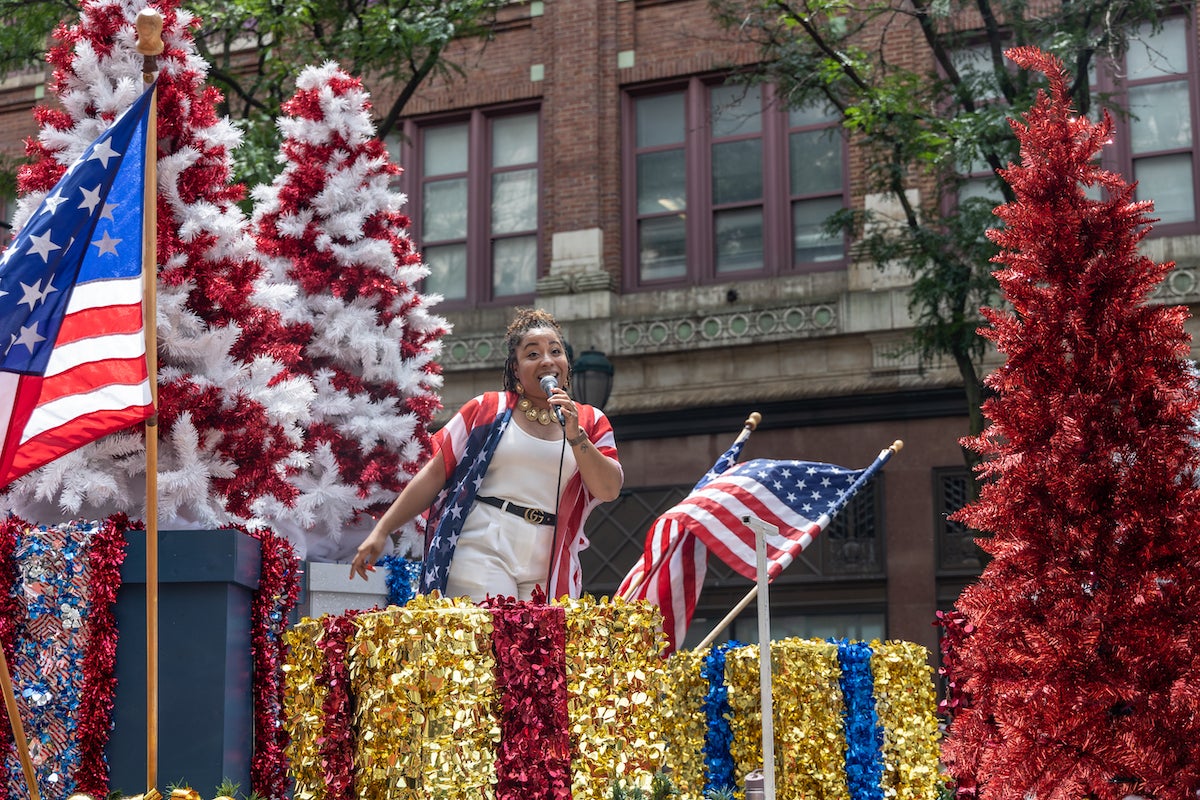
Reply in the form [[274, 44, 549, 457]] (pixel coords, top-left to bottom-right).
[[136, 8, 164, 77]]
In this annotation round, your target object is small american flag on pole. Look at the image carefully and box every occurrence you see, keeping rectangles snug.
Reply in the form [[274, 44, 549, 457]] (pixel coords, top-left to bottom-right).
[[0, 83, 156, 487], [620, 447, 896, 651]]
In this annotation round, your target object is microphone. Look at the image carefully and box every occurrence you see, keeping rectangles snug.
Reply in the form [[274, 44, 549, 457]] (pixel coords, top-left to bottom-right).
[[540, 375, 566, 426]]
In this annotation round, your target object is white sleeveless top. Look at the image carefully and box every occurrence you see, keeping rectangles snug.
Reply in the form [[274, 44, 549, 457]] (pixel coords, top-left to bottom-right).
[[477, 419, 578, 511]]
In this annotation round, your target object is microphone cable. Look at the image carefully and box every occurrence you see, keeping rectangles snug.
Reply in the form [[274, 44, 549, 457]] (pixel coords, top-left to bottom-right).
[[543, 415, 568, 601]]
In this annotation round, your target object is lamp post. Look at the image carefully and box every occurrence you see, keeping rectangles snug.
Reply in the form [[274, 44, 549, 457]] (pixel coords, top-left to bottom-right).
[[571, 349, 614, 410]]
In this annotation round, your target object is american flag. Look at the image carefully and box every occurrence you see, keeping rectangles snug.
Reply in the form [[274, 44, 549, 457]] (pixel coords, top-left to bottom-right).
[[619, 447, 895, 652], [0, 84, 157, 487]]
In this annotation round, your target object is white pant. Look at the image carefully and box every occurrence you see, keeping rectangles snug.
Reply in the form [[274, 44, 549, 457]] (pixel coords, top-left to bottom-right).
[[444, 501, 555, 602]]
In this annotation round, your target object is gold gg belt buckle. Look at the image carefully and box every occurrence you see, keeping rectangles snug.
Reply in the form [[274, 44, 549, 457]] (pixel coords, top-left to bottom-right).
[[524, 507, 547, 525]]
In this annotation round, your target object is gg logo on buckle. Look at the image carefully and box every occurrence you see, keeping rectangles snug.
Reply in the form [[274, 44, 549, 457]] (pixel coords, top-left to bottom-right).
[[524, 507, 546, 525]]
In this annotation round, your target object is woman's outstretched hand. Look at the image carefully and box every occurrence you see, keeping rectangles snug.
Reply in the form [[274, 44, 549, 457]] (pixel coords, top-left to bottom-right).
[[350, 533, 385, 580]]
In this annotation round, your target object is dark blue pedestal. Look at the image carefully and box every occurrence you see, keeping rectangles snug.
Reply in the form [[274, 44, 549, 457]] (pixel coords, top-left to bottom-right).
[[106, 529, 261, 797]]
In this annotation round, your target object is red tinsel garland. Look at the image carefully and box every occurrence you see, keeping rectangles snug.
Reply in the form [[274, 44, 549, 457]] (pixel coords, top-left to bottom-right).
[[72, 515, 132, 796], [484, 591, 571, 800], [247, 529, 301, 800], [317, 612, 360, 800], [934, 609, 977, 800]]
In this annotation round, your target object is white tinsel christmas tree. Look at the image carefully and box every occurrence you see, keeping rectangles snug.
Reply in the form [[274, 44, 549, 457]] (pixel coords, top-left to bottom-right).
[[2, 1, 445, 561]]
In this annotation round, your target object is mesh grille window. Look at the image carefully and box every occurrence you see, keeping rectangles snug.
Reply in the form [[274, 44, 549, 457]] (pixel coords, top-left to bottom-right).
[[935, 467, 986, 575]]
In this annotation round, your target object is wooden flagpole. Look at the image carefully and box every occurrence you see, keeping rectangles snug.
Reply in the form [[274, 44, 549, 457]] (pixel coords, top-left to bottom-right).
[[136, 8, 164, 793], [0, 650, 39, 798], [693, 440, 905, 653], [618, 411, 761, 601]]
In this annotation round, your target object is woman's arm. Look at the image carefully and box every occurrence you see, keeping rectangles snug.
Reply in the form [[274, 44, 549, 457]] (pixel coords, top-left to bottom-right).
[[568, 429, 623, 501], [554, 399, 622, 501], [349, 454, 446, 580]]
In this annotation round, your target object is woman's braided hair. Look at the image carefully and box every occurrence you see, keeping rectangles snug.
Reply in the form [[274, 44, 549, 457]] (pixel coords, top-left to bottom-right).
[[503, 308, 568, 393]]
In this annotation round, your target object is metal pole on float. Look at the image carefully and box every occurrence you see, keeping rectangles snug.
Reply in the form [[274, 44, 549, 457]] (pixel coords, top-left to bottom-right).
[[136, 7, 163, 793], [743, 514, 778, 800]]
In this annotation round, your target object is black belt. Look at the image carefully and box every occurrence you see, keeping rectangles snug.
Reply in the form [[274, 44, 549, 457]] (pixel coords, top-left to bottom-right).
[[476, 495, 557, 526]]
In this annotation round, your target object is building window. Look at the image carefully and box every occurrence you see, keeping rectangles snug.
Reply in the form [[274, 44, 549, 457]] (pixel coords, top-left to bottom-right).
[[789, 102, 846, 265], [626, 78, 847, 289], [1098, 15, 1198, 230], [404, 107, 541, 306], [949, 42, 1012, 208], [934, 467, 986, 576]]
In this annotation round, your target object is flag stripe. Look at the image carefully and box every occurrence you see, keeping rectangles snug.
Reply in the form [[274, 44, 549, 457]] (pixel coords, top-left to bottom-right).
[[45, 328, 147, 374], [57, 302, 144, 347], [65, 276, 143, 314], [10, 405, 153, 476], [25, 383, 151, 438], [26, 356, 150, 422]]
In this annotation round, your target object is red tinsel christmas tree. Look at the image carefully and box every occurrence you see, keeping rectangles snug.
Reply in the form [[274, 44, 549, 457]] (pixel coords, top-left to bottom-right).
[[247, 64, 446, 560], [941, 48, 1200, 799]]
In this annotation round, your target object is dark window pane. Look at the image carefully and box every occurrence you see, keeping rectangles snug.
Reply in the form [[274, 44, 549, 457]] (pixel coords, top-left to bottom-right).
[[637, 149, 686, 215], [1135, 153, 1195, 223], [793, 197, 844, 263], [492, 235, 537, 296], [712, 139, 763, 205], [423, 178, 468, 241], [492, 113, 538, 167], [638, 215, 687, 281], [423, 243, 467, 300], [711, 84, 762, 138], [492, 169, 538, 234], [1129, 81, 1192, 153], [636, 93, 685, 147], [715, 207, 763, 273], [1126, 18, 1187, 78], [789, 129, 842, 196], [423, 123, 468, 175]]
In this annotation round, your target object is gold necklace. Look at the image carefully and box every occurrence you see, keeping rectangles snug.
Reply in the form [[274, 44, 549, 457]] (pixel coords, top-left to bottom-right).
[[519, 397, 554, 426]]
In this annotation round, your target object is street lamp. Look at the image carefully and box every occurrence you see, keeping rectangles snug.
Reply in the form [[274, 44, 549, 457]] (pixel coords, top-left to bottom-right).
[[571, 349, 614, 410]]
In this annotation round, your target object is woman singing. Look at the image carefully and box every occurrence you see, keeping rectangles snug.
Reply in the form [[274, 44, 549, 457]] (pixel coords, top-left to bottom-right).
[[350, 308, 622, 602]]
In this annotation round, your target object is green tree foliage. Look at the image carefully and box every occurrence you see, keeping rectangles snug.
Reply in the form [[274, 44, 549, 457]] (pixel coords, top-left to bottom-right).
[[708, 0, 1176, 468], [0, 0, 505, 187]]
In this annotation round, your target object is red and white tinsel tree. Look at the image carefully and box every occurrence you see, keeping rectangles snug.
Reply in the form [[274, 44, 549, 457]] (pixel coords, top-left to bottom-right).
[[941, 48, 1200, 799], [1, 1, 445, 561], [247, 63, 445, 560], [6, 0, 308, 531]]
